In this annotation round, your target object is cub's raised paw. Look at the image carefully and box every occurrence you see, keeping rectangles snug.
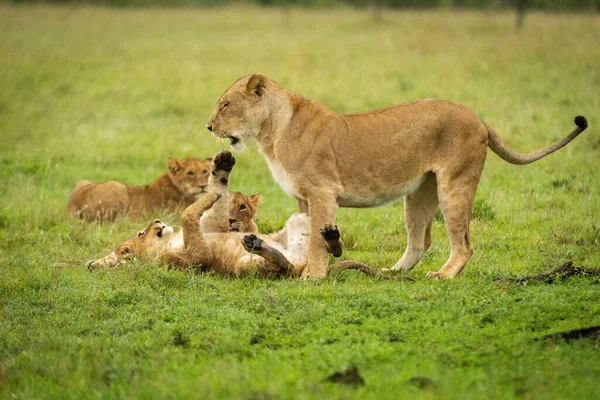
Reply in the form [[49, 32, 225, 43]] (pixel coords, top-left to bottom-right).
[[242, 234, 263, 252], [320, 224, 340, 243], [205, 192, 222, 207], [212, 150, 236, 173]]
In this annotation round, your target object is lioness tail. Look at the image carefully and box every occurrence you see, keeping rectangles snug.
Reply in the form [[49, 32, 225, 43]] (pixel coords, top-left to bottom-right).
[[485, 116, 587, 165]]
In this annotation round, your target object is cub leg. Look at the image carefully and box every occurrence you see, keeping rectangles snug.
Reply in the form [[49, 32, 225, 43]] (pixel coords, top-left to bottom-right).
[[201, 150, 236, 233], [241, 234, 294, 275], [182, 193, 222, 263], [86, 251, 120, 270], [391, 173, 439, 271], [320, 224, 343, 258], [427, 163, 484, 279], [304, 196, 338, 278]]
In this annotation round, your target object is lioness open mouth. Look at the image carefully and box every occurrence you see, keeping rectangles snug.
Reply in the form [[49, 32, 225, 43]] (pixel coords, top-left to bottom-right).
[[228, 136, 239, 145]]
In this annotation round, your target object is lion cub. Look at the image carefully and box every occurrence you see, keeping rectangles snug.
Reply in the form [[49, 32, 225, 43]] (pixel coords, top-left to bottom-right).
[[87, 151, 380, 278], [86, 189, 261, 270], [67, 157, 212, 222]]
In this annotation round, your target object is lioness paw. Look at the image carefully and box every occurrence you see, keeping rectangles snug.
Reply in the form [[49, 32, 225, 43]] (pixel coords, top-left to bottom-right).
[[242, 234, 263, 252], [320, 224, 340, 242], [426, 271, 443, 280], [212, 150, 236, 173]]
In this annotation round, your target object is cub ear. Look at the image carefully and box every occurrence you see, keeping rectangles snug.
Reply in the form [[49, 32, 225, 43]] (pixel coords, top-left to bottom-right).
[[246, 73, 266, 97], [168, 157, 183, 174], [248, 193, 262, 207]]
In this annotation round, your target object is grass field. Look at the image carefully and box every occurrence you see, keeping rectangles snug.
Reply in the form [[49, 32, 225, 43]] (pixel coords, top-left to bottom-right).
[[1, 4, 599, 399]]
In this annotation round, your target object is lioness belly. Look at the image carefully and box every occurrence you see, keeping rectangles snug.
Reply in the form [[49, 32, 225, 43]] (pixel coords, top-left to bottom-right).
[[338, 174, 427, 208]]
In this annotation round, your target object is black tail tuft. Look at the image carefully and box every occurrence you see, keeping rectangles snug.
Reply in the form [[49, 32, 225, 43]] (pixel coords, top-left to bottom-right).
[[574, 115, 588, 130]]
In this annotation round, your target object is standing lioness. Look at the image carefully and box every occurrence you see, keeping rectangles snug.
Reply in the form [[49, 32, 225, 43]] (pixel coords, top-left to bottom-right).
[[206, 73, 588, 279]]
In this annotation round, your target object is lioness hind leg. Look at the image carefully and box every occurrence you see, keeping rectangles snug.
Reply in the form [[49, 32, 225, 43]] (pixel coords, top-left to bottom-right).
[[390, 173, 439, 272], [427, 166, 483, 279], [241, 234, 294, 275], [320, 224, 343, 258]]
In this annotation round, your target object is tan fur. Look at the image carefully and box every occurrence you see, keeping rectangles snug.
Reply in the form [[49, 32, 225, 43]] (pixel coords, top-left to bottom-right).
[[87, 151, 374, 278], [85, 186, 260, 270], [207, 73, 588, 279], [228, 192, 261, 233], [67, 157, 212, 222]]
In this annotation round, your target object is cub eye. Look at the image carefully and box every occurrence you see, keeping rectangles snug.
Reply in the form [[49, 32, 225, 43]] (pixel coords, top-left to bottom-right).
[[238, 204, 246, 211], [187, 171, 195, 176], [202, 169, 208, 175], [121, 247, 131, 254]]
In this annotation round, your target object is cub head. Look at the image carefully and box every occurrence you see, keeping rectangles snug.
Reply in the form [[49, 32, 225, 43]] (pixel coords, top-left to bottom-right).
[[167, 157, 212, 198], [86, 219, 174, 270], [228, 192, 261, 233], [206, 73, 272, 152]]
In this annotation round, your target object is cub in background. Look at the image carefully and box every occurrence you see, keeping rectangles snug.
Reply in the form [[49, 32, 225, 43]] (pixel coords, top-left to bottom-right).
[[67, 157, 212, 222]]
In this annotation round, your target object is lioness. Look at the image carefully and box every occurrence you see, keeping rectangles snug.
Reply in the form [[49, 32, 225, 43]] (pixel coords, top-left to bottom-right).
[[67, 157, 212, 222], [206, 73, 588, 279], [87, 150, 381, 279]]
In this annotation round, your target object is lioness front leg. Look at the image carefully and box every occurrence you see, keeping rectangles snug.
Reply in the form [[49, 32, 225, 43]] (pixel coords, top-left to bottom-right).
[[304, 197, 338, 278], [241, 234, 294, 275], [201, 150, 236, 233]]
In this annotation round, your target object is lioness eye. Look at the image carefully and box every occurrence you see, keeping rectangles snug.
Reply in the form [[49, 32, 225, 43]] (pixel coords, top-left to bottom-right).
[[187, 171, 195, 176], [239, 204, 246, 211], [222, 102, 229, 109]]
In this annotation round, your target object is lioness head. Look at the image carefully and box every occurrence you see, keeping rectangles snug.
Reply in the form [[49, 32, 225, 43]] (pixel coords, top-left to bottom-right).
[[206, 73, 271, 152], [228, 192, 261, 232], [86, 219, 174, 270], [168, 157, 212, 197]]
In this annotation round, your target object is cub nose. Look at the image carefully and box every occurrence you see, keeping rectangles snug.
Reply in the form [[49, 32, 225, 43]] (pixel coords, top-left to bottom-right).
[[199, 185, 207, 191], [155, 219, 161, 223], [229, 218, 237, 224], [206, 124, 213, 132]]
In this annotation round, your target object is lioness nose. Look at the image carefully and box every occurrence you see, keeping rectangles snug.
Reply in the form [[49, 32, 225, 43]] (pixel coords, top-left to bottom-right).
[[229, 218, 237, 224], [206, 124, 213, 132]]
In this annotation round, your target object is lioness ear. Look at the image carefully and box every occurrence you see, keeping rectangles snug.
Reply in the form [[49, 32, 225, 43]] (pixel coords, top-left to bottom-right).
[[168, 157, 183, 174], [249, 193, 262, 207], [246, 73, 266, 97]]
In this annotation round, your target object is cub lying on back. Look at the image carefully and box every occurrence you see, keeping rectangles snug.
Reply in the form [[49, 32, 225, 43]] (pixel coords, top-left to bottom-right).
[[87, 151, 384, 279], [67, 157, 212, 222]]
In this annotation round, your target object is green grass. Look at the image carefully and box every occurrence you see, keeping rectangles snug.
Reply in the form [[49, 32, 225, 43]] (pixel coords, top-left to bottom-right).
[[1, 5, 599, 399]]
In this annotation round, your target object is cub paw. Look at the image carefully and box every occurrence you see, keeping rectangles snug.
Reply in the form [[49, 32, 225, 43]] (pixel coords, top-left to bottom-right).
[[242, 234, 263, 252], [86, 260, 97, 271], [212, 150, 236, 173], [319, 224, 340, 243], [205, 192, 222, 207]]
